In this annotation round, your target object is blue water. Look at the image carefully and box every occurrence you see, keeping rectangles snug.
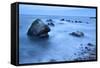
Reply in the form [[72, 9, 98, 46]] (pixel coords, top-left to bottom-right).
[[19, 14, 96, 64]]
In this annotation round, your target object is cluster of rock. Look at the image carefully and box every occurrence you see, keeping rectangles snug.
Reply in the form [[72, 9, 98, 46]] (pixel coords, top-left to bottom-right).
[[46, 19, 55, 26], [69, 31, 84, 37], [27, 19, 51, 38], [46, 19, 53, 22], [74, 20, 82, 23], [60, 18, 83, 23], [74, 43, 96, 61]]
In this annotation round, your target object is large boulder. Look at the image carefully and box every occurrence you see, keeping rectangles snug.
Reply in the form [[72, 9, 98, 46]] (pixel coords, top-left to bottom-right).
[[27, 19, 51, 38]]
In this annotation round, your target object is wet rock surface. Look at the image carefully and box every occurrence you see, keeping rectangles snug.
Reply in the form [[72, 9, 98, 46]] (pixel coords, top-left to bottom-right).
[[69, 31, 84, 37], [87, 43, 95, 46], [27, 19, 51, 38]]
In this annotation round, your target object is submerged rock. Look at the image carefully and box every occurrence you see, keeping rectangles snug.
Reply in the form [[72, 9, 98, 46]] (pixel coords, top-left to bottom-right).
[[71, 21, 74, 23], [79, 21, 82, 23], [59, 22, 64, 24], [66, 20, 71, 22], [69, 31, 84, 37], [27, 19, 51, 38]]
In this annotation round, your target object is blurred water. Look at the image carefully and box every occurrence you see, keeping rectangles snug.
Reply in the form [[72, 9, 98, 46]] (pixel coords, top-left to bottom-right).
[[19, 14, 96, 64]]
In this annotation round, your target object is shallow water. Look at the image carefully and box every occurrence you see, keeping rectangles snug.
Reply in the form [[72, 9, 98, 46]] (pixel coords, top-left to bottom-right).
[[19, 15, 96, 64]]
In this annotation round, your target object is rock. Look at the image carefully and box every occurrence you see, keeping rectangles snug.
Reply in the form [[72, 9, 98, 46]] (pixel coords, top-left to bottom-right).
[[85, 47, 91, 51], [74, 42, 96, 61], [87, 43, 94, 46], [69, 31, 84, 37], [46, 19, 55, 26], [79, 21, 82, 23], [75, 20, 78, 23], [80, 44, 83, 46], [66, 20, 71, 22], [75, 20, 82, 23], [27, 19, 51, 38], [61, 18, 65, 21], [46, 19, 53, 23], [48, 22, 55, 26], [71, 21, 73, 23]]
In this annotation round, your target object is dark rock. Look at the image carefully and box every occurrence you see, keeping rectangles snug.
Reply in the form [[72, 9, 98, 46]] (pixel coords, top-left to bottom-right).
[[79, 21, 82, 23], [75, 20, 78, 23], [87, 43, 94, 46], [48, 22, 55, 26], [69, 31, 84, 37], [85, 47, 91, 51], [61, 18, 65, 21], [75, 21, 82, 23], [46, 19, 55, 26], [46, 19, 53, 22], [27, 19, 51, 38], [85, 47, 88, 49]]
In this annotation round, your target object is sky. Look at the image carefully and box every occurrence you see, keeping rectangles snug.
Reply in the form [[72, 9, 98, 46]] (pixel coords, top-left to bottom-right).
[[19, 4, 96, 17]]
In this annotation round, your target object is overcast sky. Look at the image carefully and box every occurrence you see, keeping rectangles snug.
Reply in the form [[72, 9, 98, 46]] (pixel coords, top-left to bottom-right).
[[19, 4, 96, 17]]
